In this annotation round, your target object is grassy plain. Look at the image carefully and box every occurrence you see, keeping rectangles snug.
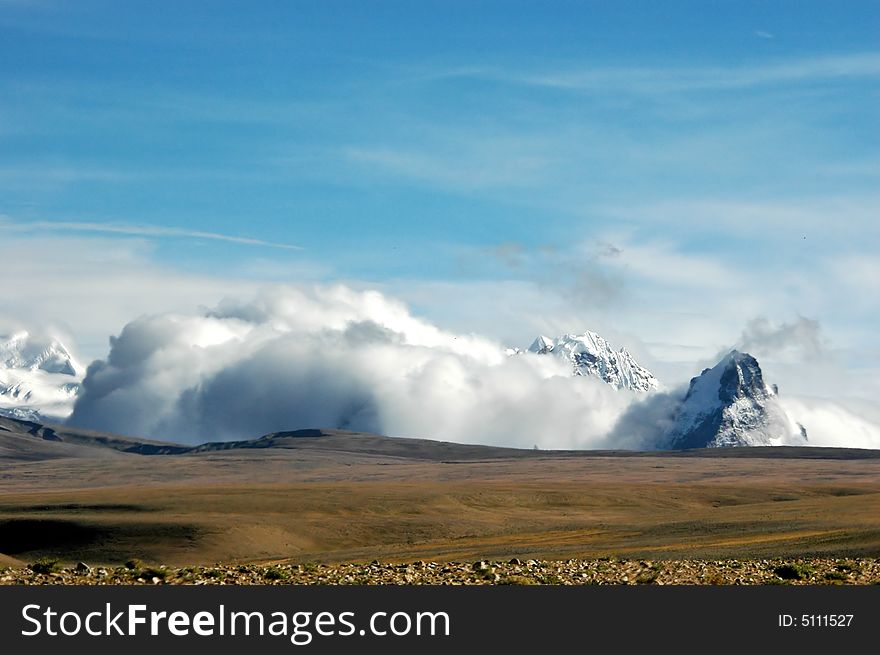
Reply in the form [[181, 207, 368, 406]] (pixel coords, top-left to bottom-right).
[[2, 417, 879, 567]]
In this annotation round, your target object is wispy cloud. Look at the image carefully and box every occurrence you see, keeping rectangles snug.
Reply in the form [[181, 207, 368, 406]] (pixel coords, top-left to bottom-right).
[[343, 140, 555, 191], [754, 30, 774, 39], [595, 239, 741, 291], [0, 165, 146, 185], [0, 218, 304, 250], [438, 52, 880, 94], [601, 196, 880, 242]]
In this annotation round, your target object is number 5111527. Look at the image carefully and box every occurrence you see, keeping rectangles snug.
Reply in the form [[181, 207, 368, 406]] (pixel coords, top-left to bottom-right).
[[778, 614, 853, 627]]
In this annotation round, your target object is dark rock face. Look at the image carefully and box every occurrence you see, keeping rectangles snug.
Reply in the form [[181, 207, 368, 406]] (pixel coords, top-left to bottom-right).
[[717, 352, 768, 404], [667, 406, 725, 450]]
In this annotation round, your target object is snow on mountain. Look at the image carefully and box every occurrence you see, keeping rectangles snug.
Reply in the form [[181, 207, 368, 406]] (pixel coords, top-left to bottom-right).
[[663, 350, 807, 448], [526, 332, 659, 392], [0, 331, 83, 421]]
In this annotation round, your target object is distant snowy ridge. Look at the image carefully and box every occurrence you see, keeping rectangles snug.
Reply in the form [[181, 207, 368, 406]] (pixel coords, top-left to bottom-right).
[[0, 331, 83, 421], [663, 350, 807, 448], [525, 331, 660, 392], [0, 331, 81, 375]]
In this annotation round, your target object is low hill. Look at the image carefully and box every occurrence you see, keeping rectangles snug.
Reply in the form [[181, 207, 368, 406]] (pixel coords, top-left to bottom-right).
[[3, 415, 879, 463], [0, 415, 187, 461]]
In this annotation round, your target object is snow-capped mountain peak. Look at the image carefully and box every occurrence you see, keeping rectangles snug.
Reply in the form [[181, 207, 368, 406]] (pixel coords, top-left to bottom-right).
[[528, 335, 556, 354], [0, 330, 82, 376], [0, 331, 83, 421], [526, 331, 659, 392], [663, 350, 807, 448]]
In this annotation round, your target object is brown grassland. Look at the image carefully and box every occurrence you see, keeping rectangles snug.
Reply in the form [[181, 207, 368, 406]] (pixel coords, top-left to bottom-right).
[[1, 417, 879, 570]]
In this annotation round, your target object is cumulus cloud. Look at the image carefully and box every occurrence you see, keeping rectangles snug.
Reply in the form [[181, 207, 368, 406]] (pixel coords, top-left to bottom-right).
[[58, 287, 880, 451], [69, 286, 634, 447], [777, 396, 880, 449]]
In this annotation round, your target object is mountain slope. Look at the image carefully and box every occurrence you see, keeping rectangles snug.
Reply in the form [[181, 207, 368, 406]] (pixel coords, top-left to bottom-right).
[[0, 331, 81, 376], [0, 414, 184, 461], [664, 350, 807, 448], [527, 332, 659, 392], [0, 332, 83, 421]]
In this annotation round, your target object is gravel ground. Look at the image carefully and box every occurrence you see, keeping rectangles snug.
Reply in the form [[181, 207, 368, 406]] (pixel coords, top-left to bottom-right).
[[2, 558, 879, 585]]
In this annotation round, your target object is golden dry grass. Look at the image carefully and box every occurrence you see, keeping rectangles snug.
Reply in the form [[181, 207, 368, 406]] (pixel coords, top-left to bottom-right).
[[0, 553, 23, 568], [1, 449, 879, 566]]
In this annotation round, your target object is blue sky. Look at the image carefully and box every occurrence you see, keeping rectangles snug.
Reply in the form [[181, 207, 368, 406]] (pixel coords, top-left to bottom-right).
[[1, 1, 878, 406]]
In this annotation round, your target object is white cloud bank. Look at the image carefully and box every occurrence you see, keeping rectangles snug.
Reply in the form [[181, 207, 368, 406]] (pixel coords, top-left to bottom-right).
[[69, 286, 634, 447], [66, 285, 880, 450], [33, 283, 879, 452], [777, 396, 880, 450]]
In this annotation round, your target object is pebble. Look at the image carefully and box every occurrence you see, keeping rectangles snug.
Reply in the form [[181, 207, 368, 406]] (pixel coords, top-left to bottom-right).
[[1, 557, 877, 586]]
